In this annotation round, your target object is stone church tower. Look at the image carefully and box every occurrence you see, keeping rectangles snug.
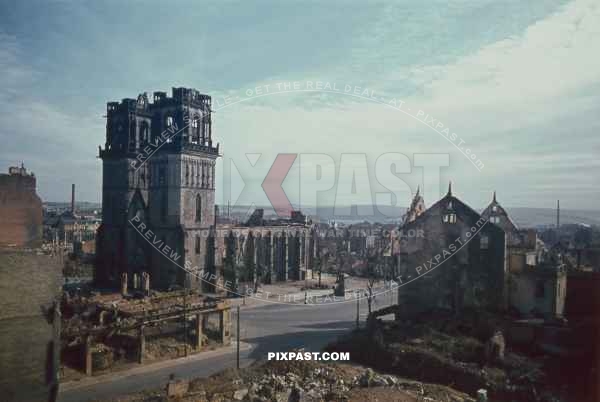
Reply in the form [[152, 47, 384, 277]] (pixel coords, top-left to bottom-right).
[[96, 88, 219, 291]]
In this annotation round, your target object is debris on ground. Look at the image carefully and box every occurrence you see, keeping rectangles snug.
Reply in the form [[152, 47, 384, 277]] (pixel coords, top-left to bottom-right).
[[100, 357, 475, 402]]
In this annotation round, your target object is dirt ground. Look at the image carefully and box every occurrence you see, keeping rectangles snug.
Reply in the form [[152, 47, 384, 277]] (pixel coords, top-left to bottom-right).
[[325, 309, 570, 402]]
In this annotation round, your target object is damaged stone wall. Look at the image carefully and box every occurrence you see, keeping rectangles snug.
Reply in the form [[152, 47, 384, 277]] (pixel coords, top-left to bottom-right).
[[0, 250, 62, 402]]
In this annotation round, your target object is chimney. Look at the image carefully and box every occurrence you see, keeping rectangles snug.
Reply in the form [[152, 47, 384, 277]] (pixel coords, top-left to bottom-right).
[[71, 184, 76, 214], [556, 200, 560, 231]]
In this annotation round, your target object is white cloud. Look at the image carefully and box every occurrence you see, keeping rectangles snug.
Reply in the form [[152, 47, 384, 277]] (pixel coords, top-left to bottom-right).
[[414, 0, 600, 112]]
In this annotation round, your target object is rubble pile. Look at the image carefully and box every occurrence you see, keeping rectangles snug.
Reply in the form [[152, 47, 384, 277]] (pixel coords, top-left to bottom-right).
[[113, 358, 474, 402], [325, 311, 564, 402], [60, 288, 230, 378]]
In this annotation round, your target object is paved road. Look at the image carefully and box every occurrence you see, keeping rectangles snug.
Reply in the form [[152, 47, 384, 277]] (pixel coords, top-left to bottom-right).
[[58, 290, 396, 402]]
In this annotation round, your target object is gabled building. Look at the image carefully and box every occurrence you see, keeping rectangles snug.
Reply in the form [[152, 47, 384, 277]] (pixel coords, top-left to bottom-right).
[[397, 183, 508, 314], [481, 191, 519, 245], [402, 185, 426, 225], [481, 192, 566, 318]]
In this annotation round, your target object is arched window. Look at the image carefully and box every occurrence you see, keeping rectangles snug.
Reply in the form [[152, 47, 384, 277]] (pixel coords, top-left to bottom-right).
[[128, 121, 136, 151], [195, 235, 201, 254], [195, 194, 202, 223], [140, 122, 149, 144], [443, 213, 457, 223], [442, 201, 456, 223], [480, 235, 489, 249], [161, 192, 167, 222]]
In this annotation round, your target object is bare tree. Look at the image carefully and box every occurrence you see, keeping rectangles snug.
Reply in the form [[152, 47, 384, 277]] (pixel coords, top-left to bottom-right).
[[365, 249, 382, 316], [315, 249, 332, 288]]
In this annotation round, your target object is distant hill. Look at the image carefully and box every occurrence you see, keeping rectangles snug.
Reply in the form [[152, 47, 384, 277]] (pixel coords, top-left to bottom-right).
[[221, 204, 600, 228], [504, 207, 600, 228]]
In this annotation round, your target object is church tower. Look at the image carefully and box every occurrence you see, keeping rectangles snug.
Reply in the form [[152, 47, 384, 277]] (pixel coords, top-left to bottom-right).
[[96, 88, 220, 291]]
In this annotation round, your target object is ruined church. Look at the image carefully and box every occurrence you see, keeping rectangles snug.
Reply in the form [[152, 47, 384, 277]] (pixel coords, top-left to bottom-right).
[[96, 88, 314, 293]]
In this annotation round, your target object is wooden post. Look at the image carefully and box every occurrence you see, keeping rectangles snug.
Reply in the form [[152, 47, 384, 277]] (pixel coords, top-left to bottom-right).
[[219, 309, 231, 346], [138, 325, 145, 364], [356, 295, 360, 330], [142, 271, 150, 297], [84, 335, 92, 376], [121, 272, 128, 296], [196, 313, 203, 349], [183, 292, 188, 357], [236, 306, 240, 369]]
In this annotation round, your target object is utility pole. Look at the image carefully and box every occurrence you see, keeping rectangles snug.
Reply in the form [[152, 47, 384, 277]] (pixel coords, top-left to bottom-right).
[[355, 293, 359, 329], [236, 305, 240, 369], [183, 290, 188, 356]]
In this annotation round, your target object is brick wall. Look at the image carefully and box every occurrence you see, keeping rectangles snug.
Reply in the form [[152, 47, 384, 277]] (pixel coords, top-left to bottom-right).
[[0, 174, 42, 247], [0, 250, 62, 402]]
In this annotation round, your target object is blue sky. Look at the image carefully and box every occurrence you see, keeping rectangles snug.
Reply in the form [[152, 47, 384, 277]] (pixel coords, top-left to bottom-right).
[[0, 0, 598, 211]]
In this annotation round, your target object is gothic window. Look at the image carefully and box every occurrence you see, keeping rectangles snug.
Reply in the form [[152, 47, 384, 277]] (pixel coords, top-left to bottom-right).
[[128, 121, 136, 151], [140, 122, 149, 144], [195, 194, 202, 223], [195, 235, 201, 254], [443, 213, 457, 224], [166, 116, 174, 127], [159, 167, 166, 185], [480, 235, 489, 249], [442, 200, 457, 223], [161, 192, 167, 222]]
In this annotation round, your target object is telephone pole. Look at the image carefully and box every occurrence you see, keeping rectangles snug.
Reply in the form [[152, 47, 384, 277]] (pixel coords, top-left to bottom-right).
[[236, 305, 240, 369], [355, 293, 360, 329]]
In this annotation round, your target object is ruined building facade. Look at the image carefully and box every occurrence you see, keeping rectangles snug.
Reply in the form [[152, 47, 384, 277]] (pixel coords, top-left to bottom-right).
[[96, 88, 218, 290], [0, 165, 42, 247], [397, 184, 508, 314], [96, 88, 315, 292], [481, 191, 520, 245], [0, 164, 62, 402]]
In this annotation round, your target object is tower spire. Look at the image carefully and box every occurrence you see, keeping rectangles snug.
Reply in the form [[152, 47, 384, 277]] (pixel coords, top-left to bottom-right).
[[493, 190, 497, 203], [416, 185, 420, 196], [447, 181, 452, 196]]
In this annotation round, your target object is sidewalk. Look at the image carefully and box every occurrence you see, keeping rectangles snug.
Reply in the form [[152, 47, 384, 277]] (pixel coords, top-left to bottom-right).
[[228, 288, 337, 309], [59, 341, 253, 392], [225, 275, 387, 308]]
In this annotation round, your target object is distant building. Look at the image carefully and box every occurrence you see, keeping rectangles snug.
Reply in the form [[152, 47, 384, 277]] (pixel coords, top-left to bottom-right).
[[0, 164, 42, 247], [482, 192, 567, 318], [508, 255, 567, 318]]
